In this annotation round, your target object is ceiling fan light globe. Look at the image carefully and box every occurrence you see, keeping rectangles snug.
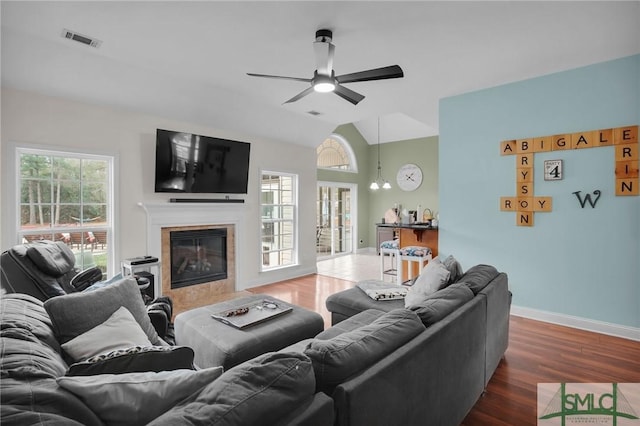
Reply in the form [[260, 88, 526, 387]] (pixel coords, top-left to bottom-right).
[[314, 81, 335, 93]]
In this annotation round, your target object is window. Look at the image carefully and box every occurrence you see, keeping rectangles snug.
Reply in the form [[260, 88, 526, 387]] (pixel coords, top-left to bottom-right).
[[316, 135, 358, 172], [260, 172, 297, 270], [17, 148, 114, 277]]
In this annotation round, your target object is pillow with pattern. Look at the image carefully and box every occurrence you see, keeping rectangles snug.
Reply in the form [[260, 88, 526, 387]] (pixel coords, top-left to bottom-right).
[[66, 345, 195, 376]]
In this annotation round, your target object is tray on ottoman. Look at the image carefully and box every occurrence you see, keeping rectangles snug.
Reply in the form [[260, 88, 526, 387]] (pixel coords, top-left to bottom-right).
[[211, 298, 292, 329], [175, 294, 324, 370]]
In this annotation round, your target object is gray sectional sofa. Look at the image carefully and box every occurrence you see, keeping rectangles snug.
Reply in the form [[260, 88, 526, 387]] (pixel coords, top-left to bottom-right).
[[0, 285, 334, 425], [299, 264, 512, 426], [1, 252, 510, 426]]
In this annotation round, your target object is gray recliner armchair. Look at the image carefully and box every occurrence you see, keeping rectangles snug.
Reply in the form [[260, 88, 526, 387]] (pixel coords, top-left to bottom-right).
[[0, 240, 102, 299], [1, 240, 174, 343]]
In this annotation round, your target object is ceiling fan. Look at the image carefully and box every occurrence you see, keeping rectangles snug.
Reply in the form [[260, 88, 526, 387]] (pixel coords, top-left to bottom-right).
[[247, 29, 404, 105]]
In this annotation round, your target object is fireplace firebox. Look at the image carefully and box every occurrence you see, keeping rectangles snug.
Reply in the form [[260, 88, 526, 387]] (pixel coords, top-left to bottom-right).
[[170, 228, 227, 289]]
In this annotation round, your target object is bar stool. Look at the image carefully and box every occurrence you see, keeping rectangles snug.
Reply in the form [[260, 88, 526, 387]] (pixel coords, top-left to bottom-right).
[[379, 239, 401, 285], [399, 246, 433, 284]]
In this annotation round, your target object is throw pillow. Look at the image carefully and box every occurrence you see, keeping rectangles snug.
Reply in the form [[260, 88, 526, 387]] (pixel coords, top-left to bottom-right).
[[67, 345, 195, 376], [458, 264, 500, 294], [57, 366, 223, 426], [442, 254, 464, 284], [44, 277, 161, 346], [147, 352, 315, 426], [356, 280, 408, 301], [62, 306, 152, 362], [404, 258, 451, 307], [408, 283, 474, 326], [304, 309, 425, 392]]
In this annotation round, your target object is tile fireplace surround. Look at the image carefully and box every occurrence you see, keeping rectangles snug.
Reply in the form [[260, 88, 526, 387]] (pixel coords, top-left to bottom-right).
[[139, 202, 245, 309]]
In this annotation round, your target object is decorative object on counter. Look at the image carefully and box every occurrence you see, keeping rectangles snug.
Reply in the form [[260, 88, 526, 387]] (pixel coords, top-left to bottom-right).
[[422, 208, 433, 222], [400, 209, 411, 225], [396, 163, 423, 191], [384, 209, 399, 224], [370, 117, 391, 191]]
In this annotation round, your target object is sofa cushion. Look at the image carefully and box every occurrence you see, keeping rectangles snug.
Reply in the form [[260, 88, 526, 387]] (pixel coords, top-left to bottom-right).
[[407, 283, 474, 326], [26, 241, 75, 277], [325, 287, 405, 321], [442, 254, 464, 284], [57, 366, 223, 425], [0, 294, 68, 379], [44, 277, 162, 347], [404, 258, 451, 307], [67, 345, 195, 376], [147, 352, 316, 426], [356, 280, 407, 301], [61, 306, 152, 362], [458, 264, 500, 294], [1, 377, 103, 426], [315, 309, 386, 340], [0, 294, 102, 426], [304, 309, 425, 391]]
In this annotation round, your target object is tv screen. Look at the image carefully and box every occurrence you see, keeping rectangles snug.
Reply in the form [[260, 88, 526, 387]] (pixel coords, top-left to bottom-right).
[[155, 129, 251, 194]]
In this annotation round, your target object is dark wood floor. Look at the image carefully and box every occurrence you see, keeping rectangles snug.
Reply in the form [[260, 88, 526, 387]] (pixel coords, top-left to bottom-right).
[[249, 274, 640, 426]]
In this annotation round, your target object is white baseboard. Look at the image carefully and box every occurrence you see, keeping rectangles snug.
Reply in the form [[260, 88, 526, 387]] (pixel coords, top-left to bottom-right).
[[511, 305, 640, 342], [356, 247, 376, 254], [239, 265, 317, 290]]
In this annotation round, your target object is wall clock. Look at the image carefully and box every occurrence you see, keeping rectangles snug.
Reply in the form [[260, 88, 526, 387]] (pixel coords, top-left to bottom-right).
[[396, 163, 423, 191]]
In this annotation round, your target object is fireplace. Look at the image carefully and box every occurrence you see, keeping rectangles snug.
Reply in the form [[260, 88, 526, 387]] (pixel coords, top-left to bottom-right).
[[140, 202, 243, 313], [170, 228, 227, 289]]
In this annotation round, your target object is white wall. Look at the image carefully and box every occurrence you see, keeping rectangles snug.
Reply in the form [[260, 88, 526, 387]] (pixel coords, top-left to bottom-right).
[[1, 88, 318, 289]]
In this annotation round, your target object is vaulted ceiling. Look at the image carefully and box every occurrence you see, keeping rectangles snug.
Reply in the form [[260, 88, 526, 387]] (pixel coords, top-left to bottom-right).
[[2, 1, 638, 147]]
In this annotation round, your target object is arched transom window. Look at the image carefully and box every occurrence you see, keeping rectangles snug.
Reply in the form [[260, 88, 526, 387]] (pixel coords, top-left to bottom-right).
[[317, 135, 357, 172]]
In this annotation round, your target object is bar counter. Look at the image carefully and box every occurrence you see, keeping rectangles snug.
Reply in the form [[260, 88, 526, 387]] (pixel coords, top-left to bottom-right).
[[376, 223, 439, 278]]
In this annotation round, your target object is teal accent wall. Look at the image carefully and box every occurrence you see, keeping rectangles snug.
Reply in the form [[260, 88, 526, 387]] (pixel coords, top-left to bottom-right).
[[439, 55, 640, 328], [318, 124, 439, 249]]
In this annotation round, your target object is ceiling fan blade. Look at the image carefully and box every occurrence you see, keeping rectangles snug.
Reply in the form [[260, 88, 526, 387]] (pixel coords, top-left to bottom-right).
[[283, 86, 315, 104], [313, 41, 335, 76], [247, 73, 311, 83], [335, 65, 404, 84], [333, 84, 365, 105]]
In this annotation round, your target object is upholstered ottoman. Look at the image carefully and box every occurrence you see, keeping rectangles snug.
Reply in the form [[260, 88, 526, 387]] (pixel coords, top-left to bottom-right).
[[175, 294, 324, 370]]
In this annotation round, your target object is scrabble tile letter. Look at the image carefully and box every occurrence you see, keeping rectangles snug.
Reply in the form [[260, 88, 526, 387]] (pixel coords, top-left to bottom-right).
[[501, 140, 517, 155]]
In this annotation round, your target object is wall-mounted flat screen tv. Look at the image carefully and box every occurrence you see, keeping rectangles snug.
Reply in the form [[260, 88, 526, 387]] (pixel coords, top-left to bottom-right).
[[155, 129, 251, 194]]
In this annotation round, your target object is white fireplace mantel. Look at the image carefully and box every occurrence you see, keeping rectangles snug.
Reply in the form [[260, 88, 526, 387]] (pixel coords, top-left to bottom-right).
[[138, 202, 246, 295]]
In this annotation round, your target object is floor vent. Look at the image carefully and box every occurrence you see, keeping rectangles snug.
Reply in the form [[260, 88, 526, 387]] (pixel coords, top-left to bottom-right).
[[61, 29, 102, 48]]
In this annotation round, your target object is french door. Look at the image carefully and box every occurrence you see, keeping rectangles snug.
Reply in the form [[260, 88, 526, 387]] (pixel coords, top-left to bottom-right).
[[316, 182, 356, 258]]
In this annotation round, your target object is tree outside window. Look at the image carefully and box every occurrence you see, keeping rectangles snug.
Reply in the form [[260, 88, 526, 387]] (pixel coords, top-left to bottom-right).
[[17, 148, 113, 277]]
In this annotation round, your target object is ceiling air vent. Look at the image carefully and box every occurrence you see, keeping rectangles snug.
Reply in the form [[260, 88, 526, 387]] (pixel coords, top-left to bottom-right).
[[307, 110, 322, 116], [61, 29, 102, 48]]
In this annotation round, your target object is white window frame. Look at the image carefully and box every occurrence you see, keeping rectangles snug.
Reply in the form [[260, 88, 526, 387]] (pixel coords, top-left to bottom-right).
[[260, 170, 298, 271], [13, 145, 116, 277], [317, 134, 358, 173]]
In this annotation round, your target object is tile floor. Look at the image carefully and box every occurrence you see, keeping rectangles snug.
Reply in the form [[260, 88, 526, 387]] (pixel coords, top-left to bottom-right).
[[316, 252, 396, 283]]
